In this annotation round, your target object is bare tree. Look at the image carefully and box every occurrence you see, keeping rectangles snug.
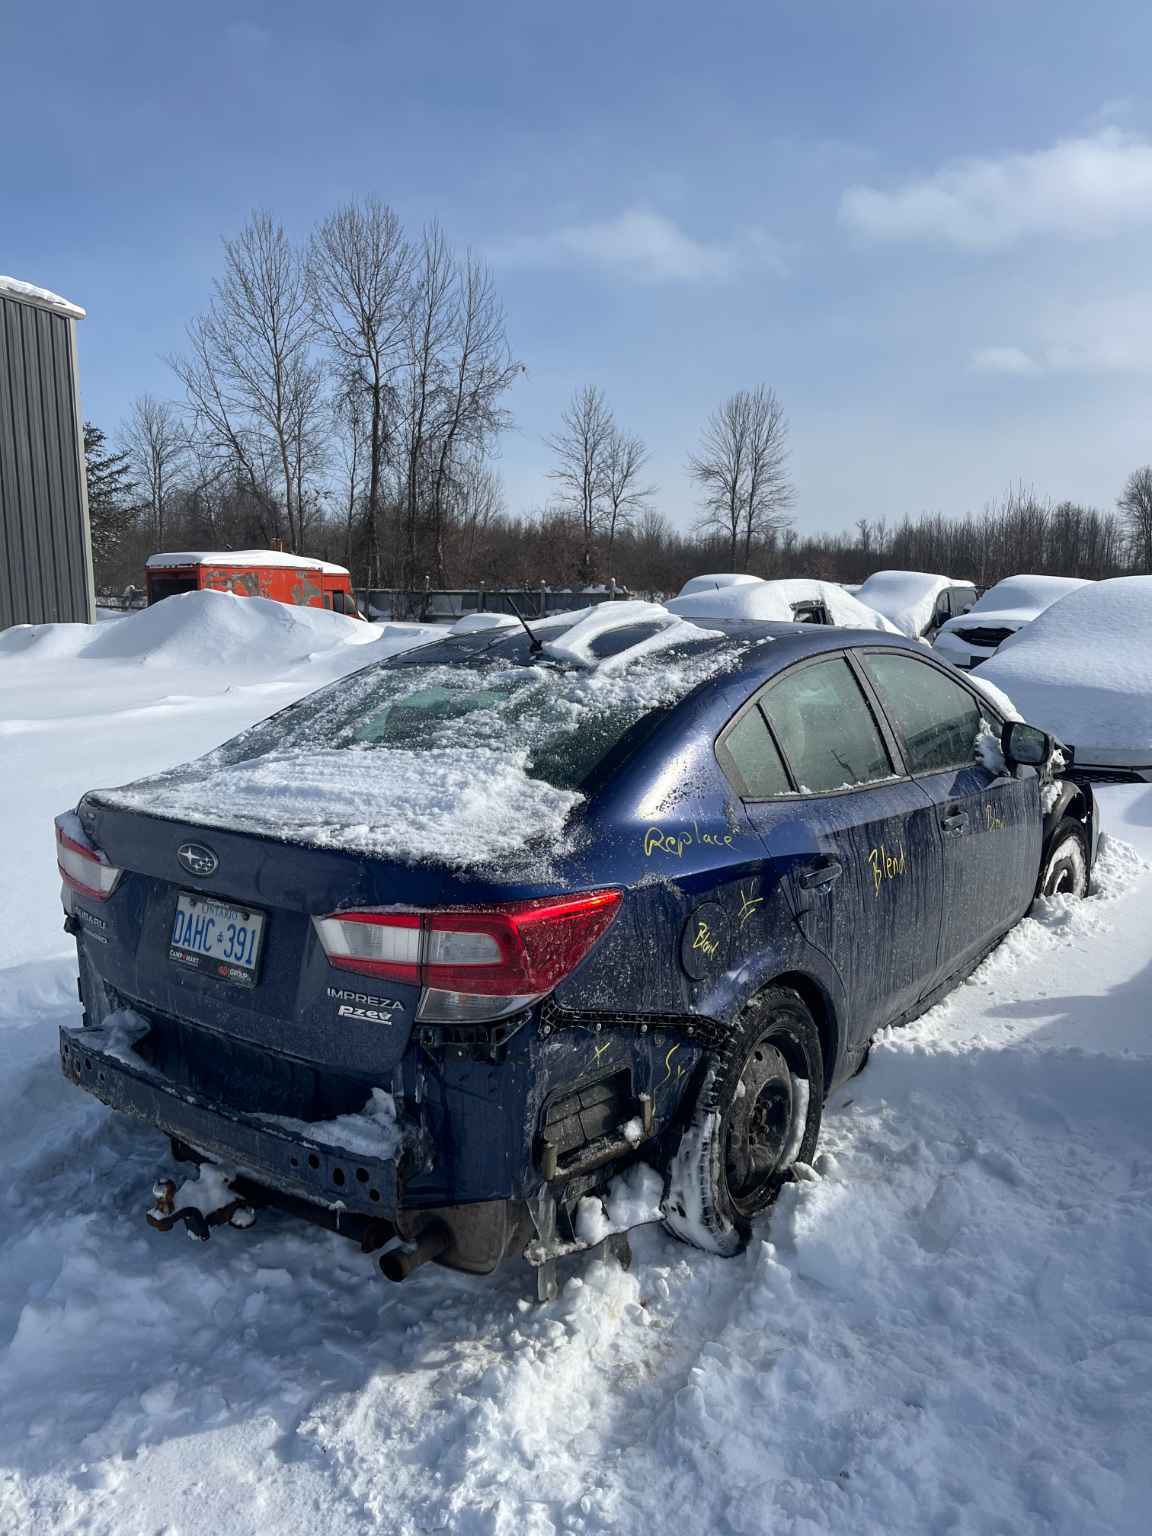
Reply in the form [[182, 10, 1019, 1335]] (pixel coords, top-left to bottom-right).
[[396, 224, 457, 585], [426, 253, 520, 583], [546, 385, 615, 580], [742, 386, 793, 564], [171, 212, 322, 550], [120, 395, 189, 548], [689, 386, 793, 568], [603, 430, 656, 577], [1119, 466, 1152, 571], [307, 201, 410, 583]]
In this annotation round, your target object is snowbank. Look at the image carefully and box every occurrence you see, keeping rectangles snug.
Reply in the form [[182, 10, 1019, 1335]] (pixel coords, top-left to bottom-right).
[[855, 570, 971, 637], [0, 590, 382, 671], [980, 576, 1152, 759], [667, 577, 901, 632]]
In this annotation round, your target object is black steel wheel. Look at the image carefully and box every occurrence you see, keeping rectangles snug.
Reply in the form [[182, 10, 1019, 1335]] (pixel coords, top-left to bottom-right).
[[662, 988, 824, 1256]]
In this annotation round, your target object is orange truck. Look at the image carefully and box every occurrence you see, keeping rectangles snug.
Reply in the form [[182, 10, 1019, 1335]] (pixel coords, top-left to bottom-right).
[[144, 551, 362, 617]]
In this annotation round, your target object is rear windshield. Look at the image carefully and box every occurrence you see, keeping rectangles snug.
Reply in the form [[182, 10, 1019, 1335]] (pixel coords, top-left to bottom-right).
[[216, 640, 745, 792]]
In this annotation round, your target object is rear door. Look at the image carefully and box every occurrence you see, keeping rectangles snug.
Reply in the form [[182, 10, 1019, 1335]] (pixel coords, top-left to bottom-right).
[[725, 654, 945, 1045], [857, 649, 1040, 985]]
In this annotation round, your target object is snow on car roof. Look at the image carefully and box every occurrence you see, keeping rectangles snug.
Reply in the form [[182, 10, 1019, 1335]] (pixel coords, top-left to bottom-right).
[[979, 576, 1152, 756], [0, 274, 86, 320], [146, 550, 350, 575], [666, 577, 900, 632], [676, 573, 764, 596], [855, 570, 973, 637], [942, 574, 1090, 627]]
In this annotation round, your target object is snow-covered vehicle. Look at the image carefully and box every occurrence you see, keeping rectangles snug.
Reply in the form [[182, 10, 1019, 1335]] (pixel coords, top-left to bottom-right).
[[668, 576, 900, 631], [979, 576, 1152, 782], [933, 575, 1091, 670], [855, 570, 977, 640], [55, 602, 1096, 1293]]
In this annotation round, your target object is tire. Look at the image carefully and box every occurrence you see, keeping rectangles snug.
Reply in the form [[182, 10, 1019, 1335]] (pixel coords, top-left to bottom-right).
[[662, 988, 824, 1256], [1037, 818, 1090, 900]]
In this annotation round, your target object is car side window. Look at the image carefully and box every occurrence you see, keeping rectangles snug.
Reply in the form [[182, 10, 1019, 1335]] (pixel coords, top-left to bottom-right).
[[862, 653, 983, 774], [718, 705, 792, 798], [761, 658, 893, 794]]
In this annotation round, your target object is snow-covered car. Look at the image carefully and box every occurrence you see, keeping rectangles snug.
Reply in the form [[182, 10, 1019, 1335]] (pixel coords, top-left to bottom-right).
[[855, 570, 977, 640], [676, 573, 764, 596], [667, 577, 900, 631], [933, 575, 1091, 670], [979, 576, 1152, 782]]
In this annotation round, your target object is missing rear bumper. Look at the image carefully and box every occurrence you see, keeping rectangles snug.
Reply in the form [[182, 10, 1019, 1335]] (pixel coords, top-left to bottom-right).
[[60, 1025, 399, 1220]]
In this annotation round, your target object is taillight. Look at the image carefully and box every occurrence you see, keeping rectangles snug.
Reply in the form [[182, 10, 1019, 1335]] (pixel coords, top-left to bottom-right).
[[314, 891, 622, 1022], [55, 814, 122, 901]]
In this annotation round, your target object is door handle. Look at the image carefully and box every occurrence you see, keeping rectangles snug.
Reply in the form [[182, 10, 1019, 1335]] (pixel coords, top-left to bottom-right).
[[941, 811, 969, 835], [797, 859, 843, 891]]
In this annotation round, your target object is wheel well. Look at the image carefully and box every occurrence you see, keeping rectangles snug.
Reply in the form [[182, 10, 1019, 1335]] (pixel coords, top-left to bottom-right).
[[766, 971, 840, 1094]]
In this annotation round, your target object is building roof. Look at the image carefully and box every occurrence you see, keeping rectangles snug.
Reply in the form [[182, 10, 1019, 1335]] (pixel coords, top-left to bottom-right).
[[146, 550, 350, 576], [0, 276, 85, 321]]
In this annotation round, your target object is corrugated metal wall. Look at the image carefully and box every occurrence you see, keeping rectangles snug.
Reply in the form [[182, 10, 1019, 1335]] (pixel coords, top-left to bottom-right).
[[0, 293, 95, 629]]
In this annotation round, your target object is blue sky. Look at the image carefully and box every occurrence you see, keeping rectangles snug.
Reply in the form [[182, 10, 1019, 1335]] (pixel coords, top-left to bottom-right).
[[6, 0, 1152, 534]]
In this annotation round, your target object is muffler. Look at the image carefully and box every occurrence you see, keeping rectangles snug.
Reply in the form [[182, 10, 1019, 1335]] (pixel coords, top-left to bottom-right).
[[379, 1224, 449, 1282]]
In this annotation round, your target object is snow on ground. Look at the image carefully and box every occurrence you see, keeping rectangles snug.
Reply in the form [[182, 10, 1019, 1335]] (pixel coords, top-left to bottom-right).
[[1, 599, 1151, 1535]]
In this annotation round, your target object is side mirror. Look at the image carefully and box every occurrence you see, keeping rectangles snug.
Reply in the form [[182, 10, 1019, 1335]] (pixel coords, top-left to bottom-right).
[[1002, 720, 1051, 768]]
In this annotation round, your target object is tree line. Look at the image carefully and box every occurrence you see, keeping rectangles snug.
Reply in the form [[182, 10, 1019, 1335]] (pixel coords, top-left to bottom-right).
[[84, 199, 1152, 597]]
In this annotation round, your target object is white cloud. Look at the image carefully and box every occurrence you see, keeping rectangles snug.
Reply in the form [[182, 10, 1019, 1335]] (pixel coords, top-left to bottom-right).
[[970, 293, 1152, 377], [970, 346, 1042, 375], [487, 208, 784, 283], [841, 128, 1152, 248]]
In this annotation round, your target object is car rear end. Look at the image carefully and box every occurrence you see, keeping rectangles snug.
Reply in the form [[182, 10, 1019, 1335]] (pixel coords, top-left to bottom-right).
[[58, 797, 634, 1271], [55, 615, 753, 1276]]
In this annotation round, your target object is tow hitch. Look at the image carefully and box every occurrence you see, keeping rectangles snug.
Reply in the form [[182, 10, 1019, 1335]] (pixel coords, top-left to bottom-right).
[[147, 1172, 256, 1242]]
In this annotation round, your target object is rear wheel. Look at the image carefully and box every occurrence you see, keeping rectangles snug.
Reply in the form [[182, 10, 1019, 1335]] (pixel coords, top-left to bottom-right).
[[662, 988, 823, 1256], [1038, 819, 1090, 900]]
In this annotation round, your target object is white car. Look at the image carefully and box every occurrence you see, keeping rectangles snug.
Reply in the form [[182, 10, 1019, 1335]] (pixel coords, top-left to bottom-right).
[[933, 575, 1091, 670], [979, 577, 1152, 782], [667, 577, 900, 631], [855, 570, 977, 640]]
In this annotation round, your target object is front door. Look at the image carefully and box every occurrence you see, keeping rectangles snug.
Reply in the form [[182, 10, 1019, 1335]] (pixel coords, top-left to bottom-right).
[[857, 650, 1041, 984]]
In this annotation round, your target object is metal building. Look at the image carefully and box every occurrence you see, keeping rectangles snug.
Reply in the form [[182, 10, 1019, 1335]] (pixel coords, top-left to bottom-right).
[[0, 275, 95, 630]]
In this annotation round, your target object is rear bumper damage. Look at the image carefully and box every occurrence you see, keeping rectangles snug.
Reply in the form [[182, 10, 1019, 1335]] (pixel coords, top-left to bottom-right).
[[60, 1024, 400, 1219], [59, 1023, 535, 1275]]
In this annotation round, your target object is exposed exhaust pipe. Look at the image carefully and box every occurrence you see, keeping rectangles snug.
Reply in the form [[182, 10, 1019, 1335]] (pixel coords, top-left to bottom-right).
[[379, 1224, 449, 1282]]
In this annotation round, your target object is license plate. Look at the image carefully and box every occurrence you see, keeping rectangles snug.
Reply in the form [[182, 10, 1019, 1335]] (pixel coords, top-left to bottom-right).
[[170, 892, 266, 987]]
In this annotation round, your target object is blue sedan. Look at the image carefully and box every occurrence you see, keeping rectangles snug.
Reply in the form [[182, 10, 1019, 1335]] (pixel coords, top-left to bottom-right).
[[55, 610, 1096, 1288]]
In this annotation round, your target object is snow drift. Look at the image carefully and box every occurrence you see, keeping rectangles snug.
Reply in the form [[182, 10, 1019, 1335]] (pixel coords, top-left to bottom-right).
[[0, 590, 377, 669]]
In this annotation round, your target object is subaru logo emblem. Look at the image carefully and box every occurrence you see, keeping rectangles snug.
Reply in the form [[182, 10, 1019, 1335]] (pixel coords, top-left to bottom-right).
[[177, 842, 219, 878]]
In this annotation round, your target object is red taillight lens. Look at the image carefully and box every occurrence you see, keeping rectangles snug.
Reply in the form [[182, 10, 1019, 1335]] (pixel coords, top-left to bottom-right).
[[55, 815, 122, 902], [313, 890, 622, 998]]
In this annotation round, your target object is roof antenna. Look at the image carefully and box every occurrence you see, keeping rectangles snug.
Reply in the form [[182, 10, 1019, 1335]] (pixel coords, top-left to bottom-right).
[[505, 592, 543, 654]]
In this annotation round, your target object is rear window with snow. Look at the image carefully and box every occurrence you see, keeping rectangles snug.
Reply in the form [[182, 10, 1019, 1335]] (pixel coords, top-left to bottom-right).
[[92, 620, 750, 866], [217, 637, 741, 793]]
